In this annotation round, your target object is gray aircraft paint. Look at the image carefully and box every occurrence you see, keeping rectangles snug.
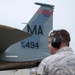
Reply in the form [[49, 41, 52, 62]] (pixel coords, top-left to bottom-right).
[[0, 2, 54, 70], [1, 3, 54, 62]]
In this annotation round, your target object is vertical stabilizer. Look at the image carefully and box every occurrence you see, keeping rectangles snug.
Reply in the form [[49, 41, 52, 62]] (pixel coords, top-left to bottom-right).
[[21, 2, 54, 58]]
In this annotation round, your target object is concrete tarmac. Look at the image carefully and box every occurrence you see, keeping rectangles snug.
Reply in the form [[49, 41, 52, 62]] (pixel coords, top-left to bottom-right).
[[0, 69, 30, 75], [0, 67, 37, 75]]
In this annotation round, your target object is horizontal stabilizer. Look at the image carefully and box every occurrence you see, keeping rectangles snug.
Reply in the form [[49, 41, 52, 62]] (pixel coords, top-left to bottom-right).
[[0, 25, 32, 52], [35, 2, 54, 7]]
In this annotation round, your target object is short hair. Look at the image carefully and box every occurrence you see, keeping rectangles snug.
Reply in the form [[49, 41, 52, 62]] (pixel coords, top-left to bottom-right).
[[48, 29, 71, 46]]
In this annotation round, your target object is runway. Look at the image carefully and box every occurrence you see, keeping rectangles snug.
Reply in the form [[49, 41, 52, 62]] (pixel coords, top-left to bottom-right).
[[0, 67, 37, 75], [0, 69, 29, 75]]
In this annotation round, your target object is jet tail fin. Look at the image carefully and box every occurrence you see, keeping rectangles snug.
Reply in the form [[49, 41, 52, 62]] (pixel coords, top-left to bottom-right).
[[22, 2, 54, 51], [1, 2, 54, 62], [16, 2, 54, 61]]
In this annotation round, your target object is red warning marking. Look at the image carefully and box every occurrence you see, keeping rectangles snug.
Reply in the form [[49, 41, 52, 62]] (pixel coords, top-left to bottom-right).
[[37, 10, 53, 15]]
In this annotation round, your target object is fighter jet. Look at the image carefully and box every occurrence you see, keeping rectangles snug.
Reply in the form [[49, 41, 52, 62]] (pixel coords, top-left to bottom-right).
[[0, 2, 54, 70]]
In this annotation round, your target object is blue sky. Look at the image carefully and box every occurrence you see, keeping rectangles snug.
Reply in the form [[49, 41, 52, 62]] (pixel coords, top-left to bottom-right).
[[0, 0, 75, 51]]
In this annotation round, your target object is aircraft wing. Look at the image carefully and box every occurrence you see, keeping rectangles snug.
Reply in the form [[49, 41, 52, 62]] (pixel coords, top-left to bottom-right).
[[0, 25, 32, 52]]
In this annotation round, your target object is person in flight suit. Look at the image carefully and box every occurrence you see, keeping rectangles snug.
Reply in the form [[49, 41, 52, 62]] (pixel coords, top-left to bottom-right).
[[37, 29, 75, 75]]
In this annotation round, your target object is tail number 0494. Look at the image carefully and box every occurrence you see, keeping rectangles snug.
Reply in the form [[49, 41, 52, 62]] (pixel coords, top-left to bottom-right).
[[25, 42, 39, 49]]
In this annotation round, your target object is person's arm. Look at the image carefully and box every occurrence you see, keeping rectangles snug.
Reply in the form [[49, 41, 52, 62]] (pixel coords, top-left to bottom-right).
[[37, 62, 45, 75], [37, 56, 50, 75], [37, 59, 48, 75], [54, 69, 68, 75], [51, 67, 72, 75]]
